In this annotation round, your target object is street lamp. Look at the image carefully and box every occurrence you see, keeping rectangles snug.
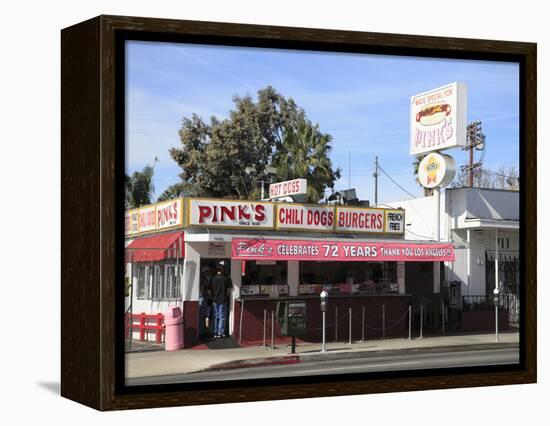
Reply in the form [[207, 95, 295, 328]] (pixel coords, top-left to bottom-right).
[[493, 287, 500, 342], [245, 166, 277, 200]]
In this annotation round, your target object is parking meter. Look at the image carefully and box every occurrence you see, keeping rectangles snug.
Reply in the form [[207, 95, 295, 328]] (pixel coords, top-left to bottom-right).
[[493, 287, 500, 342], [320, 290, 328, 312]]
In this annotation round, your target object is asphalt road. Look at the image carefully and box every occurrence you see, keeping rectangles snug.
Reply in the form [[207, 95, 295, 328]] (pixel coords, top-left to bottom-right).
[[126, 347, 519, 386]]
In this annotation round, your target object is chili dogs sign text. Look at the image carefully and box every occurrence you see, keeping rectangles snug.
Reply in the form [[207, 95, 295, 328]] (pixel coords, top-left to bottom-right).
[[277, 204, 334, 231], [410, 82, 467, 156], [232, 238, 455, 262], [188, 199, 275, 229]]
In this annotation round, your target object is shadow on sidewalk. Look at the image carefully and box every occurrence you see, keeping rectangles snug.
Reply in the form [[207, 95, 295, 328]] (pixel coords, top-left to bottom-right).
[[205, 336, 240, 350]]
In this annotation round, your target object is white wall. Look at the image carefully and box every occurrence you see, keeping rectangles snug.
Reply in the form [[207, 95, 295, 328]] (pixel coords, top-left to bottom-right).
[[385, 195, 438, 241]]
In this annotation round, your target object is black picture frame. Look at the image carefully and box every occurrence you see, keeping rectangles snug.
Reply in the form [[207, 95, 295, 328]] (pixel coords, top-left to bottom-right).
[[61, 15, 536, 411]]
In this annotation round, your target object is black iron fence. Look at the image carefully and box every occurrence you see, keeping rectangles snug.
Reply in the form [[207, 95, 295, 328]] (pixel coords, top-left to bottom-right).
[[462, 294, 514, 312]]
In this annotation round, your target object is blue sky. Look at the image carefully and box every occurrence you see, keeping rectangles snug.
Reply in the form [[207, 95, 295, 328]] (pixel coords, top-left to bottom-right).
[[126, 40, 519, 204]]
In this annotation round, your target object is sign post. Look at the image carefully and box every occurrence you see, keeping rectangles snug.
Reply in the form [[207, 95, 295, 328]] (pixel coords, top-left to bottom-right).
[[410, 82, 466, 304]]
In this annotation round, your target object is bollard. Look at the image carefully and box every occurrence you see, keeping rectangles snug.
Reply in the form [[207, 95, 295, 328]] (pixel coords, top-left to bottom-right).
[[408, 305, 412, 340], [382, 304, 386, 338], [495, 302, 499, 343], [335, 306, 338, 341], [441, 299, 445, 334], [239, 299, 244, 344], [347, 307, 352, 344], [271, 310, 275, 349], [420, 305, 423, 339], [262, 309, 267, 348], [321, 310, 327, 352], [361, 306, 365, 342]]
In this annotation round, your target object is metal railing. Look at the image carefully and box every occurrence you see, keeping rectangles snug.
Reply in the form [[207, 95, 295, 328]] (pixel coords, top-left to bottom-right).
[[462, 294, 513, 312]]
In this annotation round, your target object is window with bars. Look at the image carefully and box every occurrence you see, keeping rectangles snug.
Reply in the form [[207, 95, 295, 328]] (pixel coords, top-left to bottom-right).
[[133, 263, 182, 300]]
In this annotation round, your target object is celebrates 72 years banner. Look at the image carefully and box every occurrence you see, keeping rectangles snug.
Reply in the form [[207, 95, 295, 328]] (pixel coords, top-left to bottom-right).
[[232, 238, 455, 262]]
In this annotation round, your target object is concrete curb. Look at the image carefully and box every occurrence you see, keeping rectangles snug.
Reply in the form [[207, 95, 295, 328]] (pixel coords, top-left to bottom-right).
[[204, 342, 518, 372]]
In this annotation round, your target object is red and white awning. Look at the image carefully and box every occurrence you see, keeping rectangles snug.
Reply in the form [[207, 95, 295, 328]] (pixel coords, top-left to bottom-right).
[[232, 238, 454, 262], [125, 231, 184, 262]]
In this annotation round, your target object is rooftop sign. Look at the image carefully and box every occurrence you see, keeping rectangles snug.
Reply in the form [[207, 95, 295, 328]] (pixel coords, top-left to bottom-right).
[[125, 197, 405, 237], [410, 82, 467, 156], [187, 198, 275, 230], [269, 179, 307, 199], [125, 199, 183, 236]]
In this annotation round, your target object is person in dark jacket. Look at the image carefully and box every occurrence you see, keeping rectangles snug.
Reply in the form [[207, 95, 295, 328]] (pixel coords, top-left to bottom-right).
[[199, 263, 215, 337], [208, 265, 232, 338]]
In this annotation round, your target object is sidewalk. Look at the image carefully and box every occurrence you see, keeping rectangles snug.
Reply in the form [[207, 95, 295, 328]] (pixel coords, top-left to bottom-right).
[[125, 332, 519, 379]]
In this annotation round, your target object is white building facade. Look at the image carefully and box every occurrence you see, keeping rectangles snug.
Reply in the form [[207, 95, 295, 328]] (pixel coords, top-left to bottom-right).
[[386, 187, 520, 299]]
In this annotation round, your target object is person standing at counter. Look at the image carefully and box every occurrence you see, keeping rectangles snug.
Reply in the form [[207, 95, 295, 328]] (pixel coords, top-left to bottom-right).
[[199, 263, 216, 338], [209, 265, 232, 338]]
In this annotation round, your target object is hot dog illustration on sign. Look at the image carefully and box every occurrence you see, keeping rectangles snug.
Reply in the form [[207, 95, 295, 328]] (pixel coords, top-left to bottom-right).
[[416, 103, 451, 126]]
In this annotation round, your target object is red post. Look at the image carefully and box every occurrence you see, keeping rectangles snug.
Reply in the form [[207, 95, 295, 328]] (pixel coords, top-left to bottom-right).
[[139, 313, 146, 341], [156, 313, 163, 344]]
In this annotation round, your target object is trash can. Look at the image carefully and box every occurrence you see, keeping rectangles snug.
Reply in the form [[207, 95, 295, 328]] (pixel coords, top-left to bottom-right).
[[164, 306, 184, 351]]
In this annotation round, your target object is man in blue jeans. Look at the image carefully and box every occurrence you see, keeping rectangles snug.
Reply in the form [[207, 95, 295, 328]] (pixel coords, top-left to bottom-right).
[[208, 265, 232, 338]]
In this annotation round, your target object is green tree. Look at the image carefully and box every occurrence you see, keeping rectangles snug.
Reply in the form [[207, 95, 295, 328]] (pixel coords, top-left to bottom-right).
[[125, 164, 155, 208], [272, 120, 341, 202], [164, 86, 340, 202], [157, 181, 201, 202]]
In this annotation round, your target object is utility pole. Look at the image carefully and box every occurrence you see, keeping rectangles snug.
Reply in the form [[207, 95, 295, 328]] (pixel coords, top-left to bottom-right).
[[468, 134, 474, 187], [373, 156, 379, 205], [464, 121, 483, 187]]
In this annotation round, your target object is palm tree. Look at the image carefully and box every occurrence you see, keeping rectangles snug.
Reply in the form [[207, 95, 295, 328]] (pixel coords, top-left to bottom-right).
[[125, 163, 156, 208], [272, 120, 341, 203]]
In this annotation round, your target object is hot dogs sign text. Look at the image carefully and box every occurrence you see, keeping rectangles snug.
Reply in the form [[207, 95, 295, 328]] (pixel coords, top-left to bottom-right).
[[410, 82, 467, 156]]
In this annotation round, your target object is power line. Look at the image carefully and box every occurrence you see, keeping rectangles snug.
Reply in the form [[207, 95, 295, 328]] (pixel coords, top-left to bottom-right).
[[481, 169, 519, 179], [405, 228, 435, 240], [378, 166, 417, 198]]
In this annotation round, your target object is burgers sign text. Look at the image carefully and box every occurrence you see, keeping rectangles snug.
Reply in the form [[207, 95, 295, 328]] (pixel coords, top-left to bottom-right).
[[410, 82, 467, 156]]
